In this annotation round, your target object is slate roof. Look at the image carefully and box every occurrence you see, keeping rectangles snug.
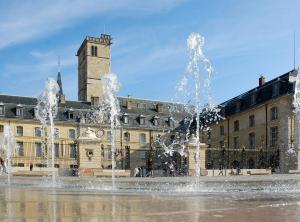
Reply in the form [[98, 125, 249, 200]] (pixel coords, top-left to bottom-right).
[[220, 69, 298, 117], [0, 94, 188, 130]]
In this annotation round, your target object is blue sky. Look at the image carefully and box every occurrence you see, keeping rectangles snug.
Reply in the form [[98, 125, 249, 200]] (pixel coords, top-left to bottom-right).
[[0, 0, 300, 105]]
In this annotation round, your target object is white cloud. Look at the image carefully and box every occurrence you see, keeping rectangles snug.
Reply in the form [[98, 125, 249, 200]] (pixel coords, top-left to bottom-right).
[[0, 0, 187, 50]]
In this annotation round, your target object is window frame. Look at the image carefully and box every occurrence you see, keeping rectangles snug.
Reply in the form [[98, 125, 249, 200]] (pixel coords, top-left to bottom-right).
[[69, 129, 76, 139], [234, 120, 239, 132], [0, 105, 5, 116], [139, 133, 146, 143], [249, 132, 256, 149], [35, 127, 42, 137], [249, 115, 255, 127], [271, 107, 278, 121], [16, 126, 23, 136]]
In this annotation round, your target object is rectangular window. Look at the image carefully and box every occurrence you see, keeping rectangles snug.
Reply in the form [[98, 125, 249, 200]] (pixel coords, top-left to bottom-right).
[[0, 105, 4, 115], [271, 107, 278, 120], [91, 97, 99, 106], [107, 131, 112, 141], [219, 140, 225, 149], [234, 120, 239, 132], [16, 107, 23, 117], [69, 129, 76, 139], [233, 137, 239, 149], [107, 145, 112, 159], [124, 132, 130, 142], [54, 128, 59, 139], [0, 125, 3, 133], [270, 126, 278, 147], [60, 144, 64, 157], [139, 150, 146, 159], [249, 132, 255, 149], [140, 117, 145, 125], [35, 143, 42, 157], [16, 126, 23, 136], [249, 115, 255, 127], [139, 133, 146, 143], [70, 144, 77, 158], [55, 143, 59, 158], [16, 142, 24, 156], [35, 127, 42, 137], [220, 125, 224, 136]]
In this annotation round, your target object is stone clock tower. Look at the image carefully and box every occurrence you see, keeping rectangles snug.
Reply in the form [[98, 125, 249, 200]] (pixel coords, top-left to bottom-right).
[[77, 34, 112, 103]]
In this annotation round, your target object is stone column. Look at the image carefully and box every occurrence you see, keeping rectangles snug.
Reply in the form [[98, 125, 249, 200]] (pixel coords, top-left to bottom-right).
[[188, 135, 207, 176], [77, 127, 102, 176]]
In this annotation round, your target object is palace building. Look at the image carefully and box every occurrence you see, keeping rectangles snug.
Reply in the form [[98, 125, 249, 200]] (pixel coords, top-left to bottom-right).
[[0, 34, 205, 177], [203, 69, 300, 173], [0, 33, 299, 176]]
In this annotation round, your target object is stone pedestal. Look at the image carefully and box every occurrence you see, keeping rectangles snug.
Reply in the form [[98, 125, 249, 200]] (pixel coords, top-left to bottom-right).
[[77, 127, 102, 176], [188, 136, 207, 176]]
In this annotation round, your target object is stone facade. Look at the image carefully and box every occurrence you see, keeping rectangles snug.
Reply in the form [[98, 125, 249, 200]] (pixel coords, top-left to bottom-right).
[[202, 70, 300, 173], [77, 35, 112, 102]]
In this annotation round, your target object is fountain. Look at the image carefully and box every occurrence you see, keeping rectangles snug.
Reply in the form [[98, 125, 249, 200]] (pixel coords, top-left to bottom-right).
[[0, 34, 300, 222], [35, 77, 60, 187], [153, 33, 218, 178]]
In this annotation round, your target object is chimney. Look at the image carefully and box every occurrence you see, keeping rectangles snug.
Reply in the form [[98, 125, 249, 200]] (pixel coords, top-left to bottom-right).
[[259, 75, 265, 87], [126, 95, 133, 110], [156, 103, 163, 113]]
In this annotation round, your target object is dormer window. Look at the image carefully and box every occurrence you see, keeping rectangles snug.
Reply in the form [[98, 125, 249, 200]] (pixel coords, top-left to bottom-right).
[[139, 115, 145, 125], [68, 108, 74, 119], [236, 101, 241, 113], [251, 93, 256, 106], [16, 105, 23, 117], [272, 82, 279, 97], [153, 116, 159, 126], [0, 103, 4, 116], [168, 117, 174, 127], [123, 113, 129, 124]]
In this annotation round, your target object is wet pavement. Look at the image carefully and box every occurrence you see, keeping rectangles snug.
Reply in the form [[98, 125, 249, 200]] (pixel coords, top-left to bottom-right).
[[0, 175, 299, 221]]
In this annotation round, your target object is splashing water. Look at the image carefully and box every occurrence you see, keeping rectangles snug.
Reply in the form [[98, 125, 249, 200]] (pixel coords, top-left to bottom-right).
[[179, 33, 214, 177], [292, 70, 300, 157], [36, 77, 60, 187], [102, 73, 121, 190], [0, 125, 16, 183], [89, 73, 121, 190]]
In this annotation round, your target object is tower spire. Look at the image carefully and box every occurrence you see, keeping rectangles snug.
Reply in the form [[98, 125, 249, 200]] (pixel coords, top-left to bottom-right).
[[57, 56, 65, 103]]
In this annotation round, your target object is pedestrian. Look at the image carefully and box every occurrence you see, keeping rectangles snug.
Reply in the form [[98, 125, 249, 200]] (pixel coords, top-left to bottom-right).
[[0, 156, 7, 174], [237, 166, 241, 175], [30, 163, 33, 171], [147, 158, 154, 177], [134, 167, 139, 177], [218, 165, 223, 176]]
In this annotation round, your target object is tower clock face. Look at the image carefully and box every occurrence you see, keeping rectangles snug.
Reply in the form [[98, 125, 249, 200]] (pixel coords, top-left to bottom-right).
[[96, 129, 105, 138]]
